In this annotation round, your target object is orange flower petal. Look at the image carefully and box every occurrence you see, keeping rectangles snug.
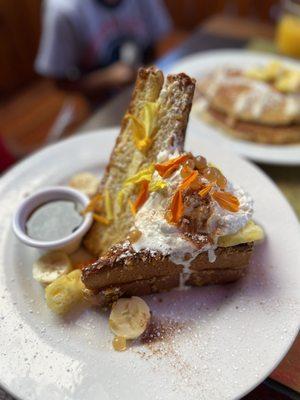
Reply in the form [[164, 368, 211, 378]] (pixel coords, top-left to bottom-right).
[[180, 164, 193, 178], [82, 194, 102, 214], [128, 199, 136, 215], [155, 154, 189, 178], [129, 180, 149, 214], [198, 182, 214, 198], [92, 213, 110, 225], [212, 191, 240, 212], [179, 170, 199, 191], [169, 189, 184, 224], [161, 164, 179, 178], [74, 258, 98, 270]]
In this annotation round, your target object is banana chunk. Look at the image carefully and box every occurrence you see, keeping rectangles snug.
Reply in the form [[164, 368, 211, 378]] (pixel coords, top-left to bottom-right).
[[109, 296, 151, 340], [45, 269, 85, 314], [33, 251, 72, 285], [69, 172, 99, 198], [218, 220, 264, 247]]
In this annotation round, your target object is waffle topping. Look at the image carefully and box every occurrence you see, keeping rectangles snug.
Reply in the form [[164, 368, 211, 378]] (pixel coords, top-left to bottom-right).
[[149, 178, 167, 192], [82, 190, 114, 225], [92, 214, 110, 225], [179, 170, 199, 190], [198, 182, 214, 198], [165, 154, 240, 229], [82, 193, 102, 214], [125, 102, 158, 153], [155, 154, 189, 178], [129, 180, 149, 215], [104, 189, 114, 221], [212, 191, 240, 212], [131, 150, 254, 269], [124, 165, 154, 185], [245, 60, 300, 93], [168, 189, 184, 224]]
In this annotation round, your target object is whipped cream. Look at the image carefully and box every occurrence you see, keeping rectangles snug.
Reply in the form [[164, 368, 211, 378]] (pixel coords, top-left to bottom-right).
[[132, 170, 204, 267], [131, 152, 254, 288], [207, 182, 253, 237]]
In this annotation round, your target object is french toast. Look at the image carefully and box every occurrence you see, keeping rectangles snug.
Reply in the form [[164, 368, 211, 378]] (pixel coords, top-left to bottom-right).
[[194, 65, 300, 144], [84, 67, 195, 255], [83, 242, 253, 304], [82, 67, 264, 302]]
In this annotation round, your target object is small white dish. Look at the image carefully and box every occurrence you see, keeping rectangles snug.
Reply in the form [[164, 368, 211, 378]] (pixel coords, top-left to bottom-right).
[[12, 186, 93, 254]]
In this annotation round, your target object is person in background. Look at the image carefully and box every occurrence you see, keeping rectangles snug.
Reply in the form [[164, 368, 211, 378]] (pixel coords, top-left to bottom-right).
[[35, 0, 172, 102]]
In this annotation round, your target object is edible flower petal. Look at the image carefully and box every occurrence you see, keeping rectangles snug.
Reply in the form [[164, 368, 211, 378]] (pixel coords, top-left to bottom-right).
[[125, 102, 158, 153], [104, 190, 114, 221], [155, 154, 189, 178], [124, 165, 154, 186], [169, 189, 184, 224], [143, 102, 158, 136], [149, 179, 167, 192], [82, 193, 102, 214], [92, 214, 110, 225], [179, 170, 199, 190], [212, 191, 240, 212], [128, 199, 136, 215], [129, 181, 149, 215], [198, 182, 214, 198]]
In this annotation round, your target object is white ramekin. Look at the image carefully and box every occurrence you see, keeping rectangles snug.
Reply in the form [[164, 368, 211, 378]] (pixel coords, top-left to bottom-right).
[[12, 186, 93, 254]]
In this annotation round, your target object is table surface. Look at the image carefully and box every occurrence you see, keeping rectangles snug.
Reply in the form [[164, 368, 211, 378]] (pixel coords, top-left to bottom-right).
[[1, 15, 299, 400], [79, 14, 300, 399]]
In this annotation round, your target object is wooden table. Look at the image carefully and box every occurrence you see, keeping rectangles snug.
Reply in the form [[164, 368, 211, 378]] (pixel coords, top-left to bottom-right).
[[79, 15, 300, 399]]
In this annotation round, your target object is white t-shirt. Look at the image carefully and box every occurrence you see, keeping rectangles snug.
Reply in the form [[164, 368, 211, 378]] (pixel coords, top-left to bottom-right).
[[35, 0, 172, 78]]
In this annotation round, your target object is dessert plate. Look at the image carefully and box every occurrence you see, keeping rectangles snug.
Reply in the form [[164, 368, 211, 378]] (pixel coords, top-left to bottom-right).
[[168, 49, 300, 165], [0, 129, 299, 400]]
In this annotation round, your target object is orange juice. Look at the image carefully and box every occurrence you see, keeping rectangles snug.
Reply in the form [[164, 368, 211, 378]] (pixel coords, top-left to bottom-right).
[[276, 14, 300, 58]]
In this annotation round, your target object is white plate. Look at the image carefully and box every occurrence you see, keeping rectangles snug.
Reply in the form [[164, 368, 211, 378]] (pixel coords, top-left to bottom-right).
[[0, 129, 299, 400], [168, 49, 300, 165]]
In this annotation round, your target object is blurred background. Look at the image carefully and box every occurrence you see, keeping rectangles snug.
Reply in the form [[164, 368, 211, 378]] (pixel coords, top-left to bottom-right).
[[0, 0, 290, 169], [0, 1, 300, 400]]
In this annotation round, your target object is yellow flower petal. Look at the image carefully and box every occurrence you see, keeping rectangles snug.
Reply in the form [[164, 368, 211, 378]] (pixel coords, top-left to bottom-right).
[[125, 102, 158, 154], [149, 179, 167, 192], [143, 102, 158, 136], [124, 165, 154, 186], [104, 190, 114, 221]]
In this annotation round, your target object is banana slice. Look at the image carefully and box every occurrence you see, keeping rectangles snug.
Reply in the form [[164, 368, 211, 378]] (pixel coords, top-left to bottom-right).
[[218, 220, 264, 247], [109, 296, 151, 340], [69, 172, 99, 198], [45, 269, 85, 314], [33, 251, 72, 285]]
